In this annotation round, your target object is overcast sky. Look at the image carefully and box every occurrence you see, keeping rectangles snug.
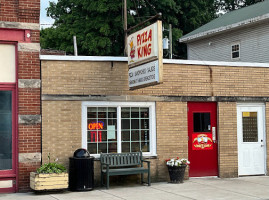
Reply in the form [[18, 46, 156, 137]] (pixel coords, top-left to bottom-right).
[[40, 0, 57, 29]]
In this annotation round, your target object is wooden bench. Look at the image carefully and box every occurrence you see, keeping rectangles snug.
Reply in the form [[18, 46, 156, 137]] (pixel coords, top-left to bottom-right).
[[100, 152, 151, 189]]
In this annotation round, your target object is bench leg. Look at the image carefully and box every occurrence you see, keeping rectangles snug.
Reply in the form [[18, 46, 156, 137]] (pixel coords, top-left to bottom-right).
[[106, 173, 109, 189], [101, 172, 103, 187], [148, 171, 151, 186]]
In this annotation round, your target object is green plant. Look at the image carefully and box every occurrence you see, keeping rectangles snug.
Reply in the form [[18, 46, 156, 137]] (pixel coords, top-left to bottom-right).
[[36, 153, 67, 174], [36, 162, 67, 174]]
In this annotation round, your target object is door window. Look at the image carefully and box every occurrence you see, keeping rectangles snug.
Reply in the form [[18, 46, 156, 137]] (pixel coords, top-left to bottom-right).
[[193, 113, 211, 132], [0, 91, 12, 170], [242, 112, 258, 142]]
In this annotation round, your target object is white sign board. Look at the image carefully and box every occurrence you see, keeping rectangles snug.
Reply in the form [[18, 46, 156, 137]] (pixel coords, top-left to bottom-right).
[[127, 23, 159, 66], [129, 60, 159, 88]]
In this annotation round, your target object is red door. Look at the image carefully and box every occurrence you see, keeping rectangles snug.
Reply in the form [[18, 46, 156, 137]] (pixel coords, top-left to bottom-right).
[[188, 102, 218, 177]]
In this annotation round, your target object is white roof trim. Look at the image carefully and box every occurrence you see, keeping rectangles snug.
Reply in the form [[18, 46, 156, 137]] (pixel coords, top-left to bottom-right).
[[163, 59, 269, 68], [40, 55, 128, 62], [40, 55, 269, 68], [179, 13, 269, 43]]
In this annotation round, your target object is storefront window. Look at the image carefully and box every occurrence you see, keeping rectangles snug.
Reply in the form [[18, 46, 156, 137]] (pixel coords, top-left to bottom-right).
[[87, 107, 117, 154], [121, 107, 149, 152], [83, 102, 156, 156]]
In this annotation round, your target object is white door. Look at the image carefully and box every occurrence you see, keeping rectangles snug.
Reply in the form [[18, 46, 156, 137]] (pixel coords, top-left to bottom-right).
[[237, 104, 266, 176]]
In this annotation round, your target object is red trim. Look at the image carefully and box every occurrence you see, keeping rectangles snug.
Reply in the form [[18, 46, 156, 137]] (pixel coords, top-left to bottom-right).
[[0, 41, 18, 193], [0, 28, 31, 43], [0, 178, 15, 193]]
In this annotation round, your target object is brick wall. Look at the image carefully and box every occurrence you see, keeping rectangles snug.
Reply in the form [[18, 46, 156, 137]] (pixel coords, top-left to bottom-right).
[[0, 0, 39, 23], [0, 0, 41, 192], [42, 61, 269, 97], [42, 101, 82, 165], [41, 60, 269, 181], [218, 102, 238, 178]]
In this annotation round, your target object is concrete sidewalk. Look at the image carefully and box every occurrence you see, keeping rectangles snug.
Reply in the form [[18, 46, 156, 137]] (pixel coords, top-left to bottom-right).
[[1, 176, 269, 200]]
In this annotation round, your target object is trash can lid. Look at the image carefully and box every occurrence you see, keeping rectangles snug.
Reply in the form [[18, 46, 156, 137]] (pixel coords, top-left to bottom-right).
[[73, 148, 90, 158]]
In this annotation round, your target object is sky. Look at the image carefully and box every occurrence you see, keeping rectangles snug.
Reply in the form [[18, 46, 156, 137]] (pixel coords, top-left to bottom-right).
[[40, 0, 57, 29]]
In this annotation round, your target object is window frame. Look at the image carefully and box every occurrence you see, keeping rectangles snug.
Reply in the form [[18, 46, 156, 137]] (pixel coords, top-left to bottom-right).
[[82, 101, 156, 157], [231, 42, 240, 60]]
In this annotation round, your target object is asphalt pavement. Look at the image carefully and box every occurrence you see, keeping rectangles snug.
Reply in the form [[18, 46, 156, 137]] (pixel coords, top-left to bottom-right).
[[1, 176, 269, 200]]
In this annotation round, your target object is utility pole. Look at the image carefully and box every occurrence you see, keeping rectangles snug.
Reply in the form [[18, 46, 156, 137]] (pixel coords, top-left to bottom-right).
[[124, 0, 128, 56], [73, 36, 78, 56], [169, 24, 172, 59]]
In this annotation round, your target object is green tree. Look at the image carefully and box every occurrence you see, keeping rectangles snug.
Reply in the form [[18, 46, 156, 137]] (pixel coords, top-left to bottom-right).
[[40, 0, 216, 57], [215, 0, 264, 12]]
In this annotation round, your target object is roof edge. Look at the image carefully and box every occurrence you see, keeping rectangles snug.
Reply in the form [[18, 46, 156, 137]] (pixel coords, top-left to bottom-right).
[[179, 13, 269, 43], [40, 55, 269, 68], [40, 55, 128, 62]]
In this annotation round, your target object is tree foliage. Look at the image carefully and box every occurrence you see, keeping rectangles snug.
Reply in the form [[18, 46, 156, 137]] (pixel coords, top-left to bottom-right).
[[215, 0, 264, 12], [41, 0, 264, 58]]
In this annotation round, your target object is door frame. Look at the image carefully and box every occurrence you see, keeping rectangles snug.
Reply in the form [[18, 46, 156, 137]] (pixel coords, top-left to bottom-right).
[[237, 103, 267, 176], [0, 41, 18, 192]]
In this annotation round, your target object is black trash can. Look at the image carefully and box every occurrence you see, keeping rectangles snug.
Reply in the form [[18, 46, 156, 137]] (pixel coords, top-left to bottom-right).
[[69, 148, 94, 191]]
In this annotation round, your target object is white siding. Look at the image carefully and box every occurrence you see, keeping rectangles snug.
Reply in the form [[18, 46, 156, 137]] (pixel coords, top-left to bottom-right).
[[187, 21, 269, 63]]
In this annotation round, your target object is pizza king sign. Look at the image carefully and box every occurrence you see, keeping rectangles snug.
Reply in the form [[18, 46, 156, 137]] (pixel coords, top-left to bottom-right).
[[128, 22, 159, 65]]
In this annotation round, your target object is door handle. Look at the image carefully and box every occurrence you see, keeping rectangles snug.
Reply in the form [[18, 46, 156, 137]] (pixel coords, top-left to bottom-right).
[[212, 127, 216, 143], [261, 144, 264, 147]]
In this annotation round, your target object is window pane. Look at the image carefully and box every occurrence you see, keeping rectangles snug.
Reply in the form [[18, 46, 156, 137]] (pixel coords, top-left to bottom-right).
[[122, 142, 130, 153], [98, 142, 107, 153], [131, 130, 139, 141], [88, 143, 97, 154], [0, 91, 12, 170], [141, 130, 150, 141], [131, 142, 140, 152], [121, 107, 130, 118], [87, 108, 97, 118], [243, 112, 258, 142], [131, 107, 139, 118], [193, 113, 211, 132], [98, 107, 107, 118], [121, 119, 130, 129], [131, 119, 139, 129], [140, 108, 149, 118], [121, 131, 130, 141], [108, 108, 117, 118], [98, 119, 107, 130], [108, 142, 117, 153], [141, 119, 149, 129], [232, 52, 239, 58], [141, 142, 149, 152]]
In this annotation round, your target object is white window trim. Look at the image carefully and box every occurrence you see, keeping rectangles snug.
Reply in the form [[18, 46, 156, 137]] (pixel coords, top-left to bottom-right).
[[82, 101, 157, 158], [231, 42, 240, 60]]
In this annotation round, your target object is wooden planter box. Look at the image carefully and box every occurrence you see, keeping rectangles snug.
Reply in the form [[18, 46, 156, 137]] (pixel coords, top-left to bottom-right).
[[30, 172, 68, 191]]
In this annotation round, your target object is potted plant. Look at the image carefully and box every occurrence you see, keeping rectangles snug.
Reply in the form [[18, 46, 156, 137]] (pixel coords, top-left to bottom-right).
[[30, 154, 68, 191], [165, 157, 190, 183]]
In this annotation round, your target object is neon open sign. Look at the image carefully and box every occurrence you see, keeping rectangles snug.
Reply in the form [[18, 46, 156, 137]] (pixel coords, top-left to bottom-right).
[[88, 121, 104, 142], [88, 121, 104, 130]]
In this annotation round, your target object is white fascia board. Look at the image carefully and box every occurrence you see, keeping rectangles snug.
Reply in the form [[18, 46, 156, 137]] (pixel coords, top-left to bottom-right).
[[41, 55, 269, 68], [179, 13, 269, 43], [40, 55, 127, 62], [163, 59, 269, 68]]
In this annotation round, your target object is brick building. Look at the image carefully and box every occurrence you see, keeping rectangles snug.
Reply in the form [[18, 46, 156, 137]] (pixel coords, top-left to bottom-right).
[[0, 0, 41, 192], [40, 56, 269, 184]]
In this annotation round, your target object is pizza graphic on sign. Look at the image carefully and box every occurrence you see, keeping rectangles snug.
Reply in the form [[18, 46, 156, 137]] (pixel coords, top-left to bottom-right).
[[192, 134, 213, 150]]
